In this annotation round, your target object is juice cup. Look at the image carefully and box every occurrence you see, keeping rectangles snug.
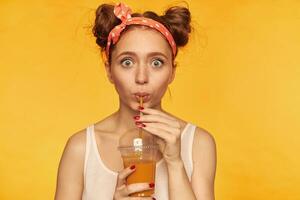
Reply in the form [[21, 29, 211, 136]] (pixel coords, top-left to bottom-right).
[[118, 145, 158, 197]]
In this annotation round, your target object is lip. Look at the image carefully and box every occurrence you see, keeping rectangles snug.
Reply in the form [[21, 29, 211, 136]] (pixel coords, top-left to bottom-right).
[[133, 92, 150, 103]]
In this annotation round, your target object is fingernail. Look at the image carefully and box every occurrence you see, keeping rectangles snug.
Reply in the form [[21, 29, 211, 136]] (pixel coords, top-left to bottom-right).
[[130, 165, 136, 170], [133, 115, 140, 120], [138, 106, 144, 110], [137, 123, 146, 127], [149, 182, 155, 188], [152, 198, 156, 200]]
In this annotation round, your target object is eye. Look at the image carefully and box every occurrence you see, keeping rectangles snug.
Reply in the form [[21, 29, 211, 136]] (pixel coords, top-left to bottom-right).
[[151, 58, 164, 68], [120, 58, 134, 68]]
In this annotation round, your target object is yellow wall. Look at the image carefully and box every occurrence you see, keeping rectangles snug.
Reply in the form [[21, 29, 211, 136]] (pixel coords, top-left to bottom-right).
[[1, 0, 299, 199]]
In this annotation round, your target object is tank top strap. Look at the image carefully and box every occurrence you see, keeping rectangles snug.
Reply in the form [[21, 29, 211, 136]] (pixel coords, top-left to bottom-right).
[[84, 124, 94, 177], [180, 123, 196, 181]]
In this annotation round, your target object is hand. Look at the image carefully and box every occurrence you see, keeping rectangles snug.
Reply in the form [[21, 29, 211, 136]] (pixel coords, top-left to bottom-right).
[[113, 165, 155, 200], [134, 107, 182, 164]]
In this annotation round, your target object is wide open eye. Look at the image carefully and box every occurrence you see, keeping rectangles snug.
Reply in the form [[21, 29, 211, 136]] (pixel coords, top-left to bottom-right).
[[120, 58, 134, 68], [151, 58, 164, 68]]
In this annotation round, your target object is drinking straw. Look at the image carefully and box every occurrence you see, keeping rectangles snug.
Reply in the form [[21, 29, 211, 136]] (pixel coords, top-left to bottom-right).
[[139, 96, 143, 140]]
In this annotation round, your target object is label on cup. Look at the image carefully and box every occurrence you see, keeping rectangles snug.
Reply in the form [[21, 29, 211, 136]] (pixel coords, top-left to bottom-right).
[[133, 138, 143, 151]]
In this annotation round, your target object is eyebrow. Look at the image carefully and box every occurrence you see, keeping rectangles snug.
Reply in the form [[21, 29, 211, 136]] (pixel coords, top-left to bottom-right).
[[116, 51, 169, 59]]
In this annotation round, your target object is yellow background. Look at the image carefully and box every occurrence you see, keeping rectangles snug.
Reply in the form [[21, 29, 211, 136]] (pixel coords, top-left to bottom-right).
[[1, 0, 299, 199]]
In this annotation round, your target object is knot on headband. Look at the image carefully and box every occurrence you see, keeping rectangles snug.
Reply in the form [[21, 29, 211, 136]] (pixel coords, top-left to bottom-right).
[[114, 2, 132, 22]]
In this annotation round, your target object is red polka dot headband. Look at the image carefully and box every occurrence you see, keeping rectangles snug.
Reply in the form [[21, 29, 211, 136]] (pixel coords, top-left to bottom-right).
[[105, 2, 177, 59]]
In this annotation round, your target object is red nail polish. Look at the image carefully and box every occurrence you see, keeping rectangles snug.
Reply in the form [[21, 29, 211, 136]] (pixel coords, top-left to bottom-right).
[[137, 123, 146, 127], [149, 182, 155, 188], [133, 115, 140, 120], [152, 198, 156, 200], [130, 165, 136, 170], [138, 106, 144, 110]]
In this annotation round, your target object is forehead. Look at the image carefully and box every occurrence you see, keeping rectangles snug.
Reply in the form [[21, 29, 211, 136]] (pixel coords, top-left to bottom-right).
[[113, 27, 172, 58]]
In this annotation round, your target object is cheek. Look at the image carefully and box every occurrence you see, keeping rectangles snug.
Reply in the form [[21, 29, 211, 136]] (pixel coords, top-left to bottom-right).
[[152, 73, 171, 94], [155, 76, 169, 88], [111, 70, 133, 93]]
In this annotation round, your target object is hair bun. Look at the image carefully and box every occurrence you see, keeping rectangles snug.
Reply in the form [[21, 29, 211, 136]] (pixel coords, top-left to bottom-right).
[[92, 4, 121, 48], [162, 6, 192, 47]]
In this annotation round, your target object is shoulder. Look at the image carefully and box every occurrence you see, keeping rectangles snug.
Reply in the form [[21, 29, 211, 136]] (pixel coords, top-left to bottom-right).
[[58, 128, 87, 172], [193, 126, 216, 152], [58, 127, 88, 175], [65, 128, 87, 154], [190, 126, 217, 200], [55, 128, 88, 199], [191, 125, 217, 173], [191, 125, 217, 176]]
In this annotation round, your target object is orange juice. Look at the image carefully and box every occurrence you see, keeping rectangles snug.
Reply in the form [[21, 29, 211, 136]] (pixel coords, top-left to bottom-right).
[[123, 157, 156, 197]]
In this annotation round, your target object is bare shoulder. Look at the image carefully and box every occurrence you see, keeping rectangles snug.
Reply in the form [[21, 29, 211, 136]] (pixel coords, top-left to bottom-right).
[[58, 128, 87, 173], [55, 128, 87, 200], [193, 126, 216, 151], [192, 126, 217, 167], [65, 128, 87, 154], [191, 126, 217, 199]]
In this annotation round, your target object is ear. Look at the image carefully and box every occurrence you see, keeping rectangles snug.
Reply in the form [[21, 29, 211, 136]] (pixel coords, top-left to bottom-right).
[[168, 62, 177, 84], [104, 61, 114, 84]]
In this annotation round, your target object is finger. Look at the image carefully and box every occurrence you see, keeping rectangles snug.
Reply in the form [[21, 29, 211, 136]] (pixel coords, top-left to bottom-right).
[[136, 114, 180, 129], [139, 108, 176, 121], [116, 165, 136, 187], [143, 122, 181, 138], [141, 124, 178, 144], [125, 182, 154, 196], [128, 197, 154, 200]]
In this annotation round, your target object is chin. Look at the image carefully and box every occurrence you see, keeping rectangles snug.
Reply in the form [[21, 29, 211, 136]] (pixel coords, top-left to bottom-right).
[[130, 101, 150, 110], [128, 101, 142, 111]]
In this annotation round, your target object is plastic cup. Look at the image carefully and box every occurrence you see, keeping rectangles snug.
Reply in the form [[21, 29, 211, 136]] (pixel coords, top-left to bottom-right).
[[118, 144, 159, 197]]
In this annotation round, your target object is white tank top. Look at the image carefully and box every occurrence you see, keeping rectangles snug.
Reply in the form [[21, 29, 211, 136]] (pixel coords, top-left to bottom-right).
[[82, 122, 196, 200]]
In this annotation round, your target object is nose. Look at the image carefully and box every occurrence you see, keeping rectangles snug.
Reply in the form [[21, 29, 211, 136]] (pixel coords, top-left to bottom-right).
[[135, 65, 149, 84]]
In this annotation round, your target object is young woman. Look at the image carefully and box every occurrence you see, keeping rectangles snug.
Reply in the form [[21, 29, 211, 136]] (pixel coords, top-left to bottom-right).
[[55, 2, 216, 200]]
